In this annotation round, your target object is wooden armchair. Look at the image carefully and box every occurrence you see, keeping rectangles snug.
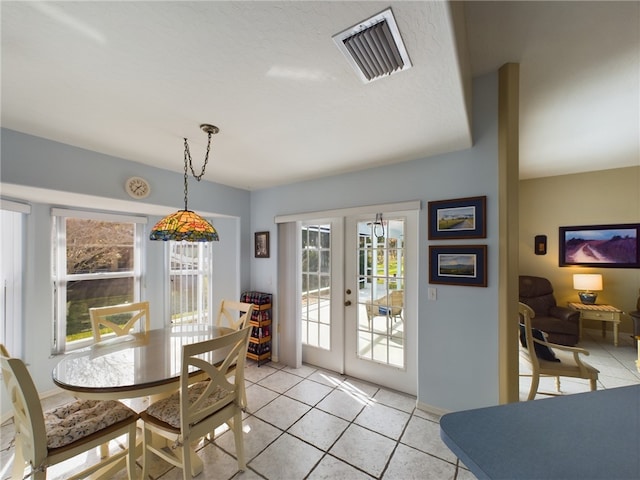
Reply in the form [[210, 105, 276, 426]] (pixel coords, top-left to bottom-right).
[[89, 301, 150, 342], [519, 302, 599, 401], [0, 345, 138, 480], [365, 290, 403, 326]]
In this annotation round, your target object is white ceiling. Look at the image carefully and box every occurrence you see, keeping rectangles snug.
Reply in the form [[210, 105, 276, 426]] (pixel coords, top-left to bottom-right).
[[2, 1, 638, 192]]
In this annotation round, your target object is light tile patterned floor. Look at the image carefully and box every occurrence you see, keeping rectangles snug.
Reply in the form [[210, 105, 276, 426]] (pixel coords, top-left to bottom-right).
[[1, 327, 638, 480]]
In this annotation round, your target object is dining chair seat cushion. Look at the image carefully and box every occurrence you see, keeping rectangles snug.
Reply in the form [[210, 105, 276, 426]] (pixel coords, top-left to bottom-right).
[[146, 381, 232, 429], [45, 399, 136, 449]]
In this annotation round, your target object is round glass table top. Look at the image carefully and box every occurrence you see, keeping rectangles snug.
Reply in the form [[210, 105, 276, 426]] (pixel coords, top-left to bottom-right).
[[52, 324, 232, 397]]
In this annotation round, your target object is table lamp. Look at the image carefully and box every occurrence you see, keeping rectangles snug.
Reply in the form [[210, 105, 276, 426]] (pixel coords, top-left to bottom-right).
[[573, 274, 603, 304]]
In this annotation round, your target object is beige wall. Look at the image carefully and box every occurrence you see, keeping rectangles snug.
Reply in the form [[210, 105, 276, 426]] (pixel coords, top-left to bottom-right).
[[519, 166, 640, 333]]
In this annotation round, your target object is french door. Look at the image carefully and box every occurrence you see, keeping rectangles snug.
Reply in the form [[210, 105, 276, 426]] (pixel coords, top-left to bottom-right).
[[300, 209, 417, 394]]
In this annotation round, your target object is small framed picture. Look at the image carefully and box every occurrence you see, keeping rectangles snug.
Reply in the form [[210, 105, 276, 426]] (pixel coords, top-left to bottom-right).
[[429, 245, 487, 287], [255, 231, 270, 258], [428, 196, 487, 239]]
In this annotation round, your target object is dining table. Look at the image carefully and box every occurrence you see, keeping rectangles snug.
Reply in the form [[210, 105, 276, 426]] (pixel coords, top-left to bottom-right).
[[52, 323, 234, 477]]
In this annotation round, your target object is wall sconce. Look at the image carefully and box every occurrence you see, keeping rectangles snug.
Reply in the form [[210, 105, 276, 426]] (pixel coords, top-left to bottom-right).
[[534, 235, 547, 255], [573, 273, 603, 304]]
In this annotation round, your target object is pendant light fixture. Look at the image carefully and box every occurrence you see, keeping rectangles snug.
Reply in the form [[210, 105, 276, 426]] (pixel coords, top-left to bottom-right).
[[149, 124, 220, 242]]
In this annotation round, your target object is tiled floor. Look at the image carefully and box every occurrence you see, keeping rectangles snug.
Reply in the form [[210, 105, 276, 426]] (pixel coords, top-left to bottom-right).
[[2, 326, 638, 480]]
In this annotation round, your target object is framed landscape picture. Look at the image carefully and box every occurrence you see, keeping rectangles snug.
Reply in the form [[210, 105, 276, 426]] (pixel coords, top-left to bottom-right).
[[428, 196, 486, 239], [429, 245, 487, 287], [559, 223, 640, 268]]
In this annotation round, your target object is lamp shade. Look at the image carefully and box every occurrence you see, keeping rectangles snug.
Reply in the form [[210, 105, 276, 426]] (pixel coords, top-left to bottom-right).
[[149, 210, 219, 242], [573, 274, 603, 291]]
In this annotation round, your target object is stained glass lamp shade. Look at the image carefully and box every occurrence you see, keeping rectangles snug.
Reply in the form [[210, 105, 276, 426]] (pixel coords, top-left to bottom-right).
[[149, 124, 220, 242], [150, 210, 219, 242]]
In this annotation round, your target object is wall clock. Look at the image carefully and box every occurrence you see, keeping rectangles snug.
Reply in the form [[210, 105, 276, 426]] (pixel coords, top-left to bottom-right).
[[125, 176, 151, 199]]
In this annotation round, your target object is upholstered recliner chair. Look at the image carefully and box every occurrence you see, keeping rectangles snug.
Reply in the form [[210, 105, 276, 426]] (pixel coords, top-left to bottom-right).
[[519, 275, 580, 346]]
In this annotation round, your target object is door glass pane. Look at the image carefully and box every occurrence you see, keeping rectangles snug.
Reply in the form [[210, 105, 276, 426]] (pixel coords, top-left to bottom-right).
[[356, 217, 405, 368], [301, 224, 331, 349]]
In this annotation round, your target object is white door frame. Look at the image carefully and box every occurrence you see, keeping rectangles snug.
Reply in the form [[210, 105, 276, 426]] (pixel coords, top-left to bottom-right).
[[344, 209, 418, 395], [275, 201, 420, 391]]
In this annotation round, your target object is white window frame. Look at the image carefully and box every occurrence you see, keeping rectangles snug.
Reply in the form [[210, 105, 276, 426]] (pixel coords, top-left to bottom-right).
[[167, 241, 214, 324], [1, 199, 30, 358], [51, 208, 146, 353]]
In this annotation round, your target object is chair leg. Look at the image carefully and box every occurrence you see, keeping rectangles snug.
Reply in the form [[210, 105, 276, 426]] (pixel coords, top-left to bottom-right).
[[554, 376, 561, 393], [141, 426, 151, 479], [590, 378, 597, 391], [241, 387, 248, 412], [12, 438, 27, 480], [527, 374, 539, 401], [181, 439, 192, 480], [233, 410, 246, 471], [126, 422, 137, 480]]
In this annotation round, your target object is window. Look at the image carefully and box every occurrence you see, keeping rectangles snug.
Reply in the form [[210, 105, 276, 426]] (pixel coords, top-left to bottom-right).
[[169, 241, 213, 324], [1, 200, 30, 357], [52, 209, 145, 352], [301, 224, 331, 349]]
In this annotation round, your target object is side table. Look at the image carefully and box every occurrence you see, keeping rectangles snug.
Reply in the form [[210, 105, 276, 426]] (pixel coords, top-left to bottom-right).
[[568, 302, 623, 346]]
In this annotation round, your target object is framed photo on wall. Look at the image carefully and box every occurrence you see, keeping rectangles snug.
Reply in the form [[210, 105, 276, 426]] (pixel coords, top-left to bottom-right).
[[254, 231, 270, 258], [559, 223, 640, 268], [428, 196, 487, 239], [429, 245, 487, 287]]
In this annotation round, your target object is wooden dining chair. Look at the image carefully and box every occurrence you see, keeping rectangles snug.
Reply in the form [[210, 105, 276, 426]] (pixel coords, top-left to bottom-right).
[[89, 300, 150, 342], [140, 325, 252, 480], [215, 299, 255, 330], [0, 345, 139, 480], [214, 300, 254, 410], [519, 302, 599, 400]]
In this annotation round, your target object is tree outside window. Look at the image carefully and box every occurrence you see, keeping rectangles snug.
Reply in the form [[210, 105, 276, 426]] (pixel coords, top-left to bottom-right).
[[53, 214, 143, 352]]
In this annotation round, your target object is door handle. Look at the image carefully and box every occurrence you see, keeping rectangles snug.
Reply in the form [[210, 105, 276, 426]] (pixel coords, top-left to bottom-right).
[[344, 300, 352, 306]]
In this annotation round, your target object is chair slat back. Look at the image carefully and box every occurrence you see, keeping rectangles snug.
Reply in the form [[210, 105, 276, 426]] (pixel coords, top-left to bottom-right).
[[180, 326, 251, 432], [0, 347, 48, 468], [215, 300, 255, 330], [89, 301, 150, 342]]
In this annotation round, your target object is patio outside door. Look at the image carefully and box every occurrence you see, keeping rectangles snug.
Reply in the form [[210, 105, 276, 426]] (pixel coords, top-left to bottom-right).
[[300, 209, 417, 394]]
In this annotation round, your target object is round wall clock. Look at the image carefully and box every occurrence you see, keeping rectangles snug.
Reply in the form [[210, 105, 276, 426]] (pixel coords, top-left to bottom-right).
[[125, 176, 151, 199]]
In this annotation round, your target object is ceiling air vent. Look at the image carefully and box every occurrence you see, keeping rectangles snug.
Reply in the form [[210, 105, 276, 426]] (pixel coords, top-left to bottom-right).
[[333, 8, 412, 83]]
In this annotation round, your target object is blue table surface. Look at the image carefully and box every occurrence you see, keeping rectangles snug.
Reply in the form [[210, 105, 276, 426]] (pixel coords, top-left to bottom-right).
[[440, 385, 640, 479]]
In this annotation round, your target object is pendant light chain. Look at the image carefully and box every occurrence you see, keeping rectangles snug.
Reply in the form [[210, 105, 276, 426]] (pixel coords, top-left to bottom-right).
[[182, 142, 190, 211], [149, 122, 220, 242], [181, 125, 217, 211], [183, 129, 212, 181]]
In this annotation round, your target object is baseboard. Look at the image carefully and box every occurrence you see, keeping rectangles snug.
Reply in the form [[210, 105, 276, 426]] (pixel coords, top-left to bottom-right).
[[41, 387, 65, 400], [416, 400, 450, 418]]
